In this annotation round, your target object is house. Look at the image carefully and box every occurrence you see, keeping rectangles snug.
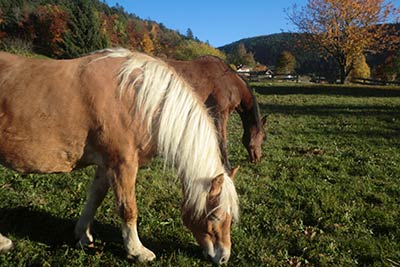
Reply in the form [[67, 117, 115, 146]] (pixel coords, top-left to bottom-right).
[[237, 64, 252, 76]]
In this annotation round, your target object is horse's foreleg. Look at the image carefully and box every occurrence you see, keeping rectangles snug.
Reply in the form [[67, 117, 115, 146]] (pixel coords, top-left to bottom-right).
[[0, 233, 13, 253], [111, 158, 155, 262], [75, 166, 110, 246], [219, 112, 231, 169]]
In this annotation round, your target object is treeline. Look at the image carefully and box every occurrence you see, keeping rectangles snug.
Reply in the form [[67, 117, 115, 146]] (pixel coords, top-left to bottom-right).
[[0, 0, 225, 60], [220, 29, 400, 82]]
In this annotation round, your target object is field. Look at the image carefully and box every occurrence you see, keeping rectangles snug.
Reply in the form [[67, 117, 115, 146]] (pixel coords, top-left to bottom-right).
[[1, 83, 400, 266]]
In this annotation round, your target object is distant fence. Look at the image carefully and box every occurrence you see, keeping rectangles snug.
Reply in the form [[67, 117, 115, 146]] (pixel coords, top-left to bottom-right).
[[351, 77, 400, 86], [239, 72, 400, 86], [238, 71, 299, 82]]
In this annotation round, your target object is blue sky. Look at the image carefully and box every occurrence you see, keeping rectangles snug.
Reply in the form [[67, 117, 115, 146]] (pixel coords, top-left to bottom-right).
[[104, 0, 400, 48]]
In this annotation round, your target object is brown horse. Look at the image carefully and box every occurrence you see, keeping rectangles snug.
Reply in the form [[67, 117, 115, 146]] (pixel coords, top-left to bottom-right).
[[0, 49, 239, 264], [167, 56, 267, 166]]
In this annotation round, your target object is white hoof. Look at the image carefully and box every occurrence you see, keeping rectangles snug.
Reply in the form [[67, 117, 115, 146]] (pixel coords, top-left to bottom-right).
[[0, 235, 13, 253], [127, 246, 156, 262], [75, 234, 94, 248]]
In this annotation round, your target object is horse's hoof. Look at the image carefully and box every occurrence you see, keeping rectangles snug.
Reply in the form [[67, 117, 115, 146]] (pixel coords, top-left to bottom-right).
[[76, 241, 95, 249], [0, 237, 13, 254], [75, 236, 94, 249], [127, 246, 156, 262]]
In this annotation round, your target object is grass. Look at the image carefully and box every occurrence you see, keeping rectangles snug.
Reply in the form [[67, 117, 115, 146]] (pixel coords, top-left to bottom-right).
[[1, 83, 400, 266]]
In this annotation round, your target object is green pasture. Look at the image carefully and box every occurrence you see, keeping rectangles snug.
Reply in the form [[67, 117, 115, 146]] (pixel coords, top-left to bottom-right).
[[1, 83, 400, 266]]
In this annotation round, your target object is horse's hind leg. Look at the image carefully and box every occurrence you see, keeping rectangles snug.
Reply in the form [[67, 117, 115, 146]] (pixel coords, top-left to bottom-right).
[[0, 233, 13, 253], [75, 166, 110, 246], [110, 156, 155, 262]]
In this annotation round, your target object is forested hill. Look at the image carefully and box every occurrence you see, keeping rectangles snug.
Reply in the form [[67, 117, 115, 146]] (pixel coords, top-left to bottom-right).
[[220, 33, 302, 67], [0, 0, 224, 59], [219, 24, 400, 76], [219, 33, 325, 75]]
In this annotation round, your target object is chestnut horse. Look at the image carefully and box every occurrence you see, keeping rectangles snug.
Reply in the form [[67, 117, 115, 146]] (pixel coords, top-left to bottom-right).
[[167, 56, 267, 166], [0, 49, 239, 264]]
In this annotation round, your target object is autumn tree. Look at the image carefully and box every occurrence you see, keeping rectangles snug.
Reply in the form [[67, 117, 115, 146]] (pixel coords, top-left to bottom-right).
[[173, 40, 226, 61], [25, 4, 69, 57], [0, 10, 5, 39], [287, 0, 400, 83], [386, 50, 400, 80], [276, 51, 296, 74], [141, 32, 154, 54], [349, 53, 371, 79], [375, 49, 400, 80]]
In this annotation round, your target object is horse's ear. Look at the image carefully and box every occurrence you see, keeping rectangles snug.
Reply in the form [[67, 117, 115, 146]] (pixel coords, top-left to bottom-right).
[[229, 165, 240, 180], [209, 174, 224, 197], [261, 115, 268, 126]]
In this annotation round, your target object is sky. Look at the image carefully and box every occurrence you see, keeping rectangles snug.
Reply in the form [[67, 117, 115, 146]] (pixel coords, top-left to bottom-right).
[[104, 0, 400, 48]]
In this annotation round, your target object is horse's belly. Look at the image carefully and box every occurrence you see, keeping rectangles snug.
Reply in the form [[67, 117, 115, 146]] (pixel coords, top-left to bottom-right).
[[0, 125, 86, 174]]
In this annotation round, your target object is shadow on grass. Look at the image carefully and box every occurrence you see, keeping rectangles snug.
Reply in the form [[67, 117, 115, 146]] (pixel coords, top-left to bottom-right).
[[260, 103, 400, 118], [253, 84, 400, 98], [0, 207, 201, 260]]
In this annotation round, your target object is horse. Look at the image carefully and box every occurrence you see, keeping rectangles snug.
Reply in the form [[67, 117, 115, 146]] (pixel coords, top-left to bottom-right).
[[0, 48, 239, 265], [166, 56, 267, 167]]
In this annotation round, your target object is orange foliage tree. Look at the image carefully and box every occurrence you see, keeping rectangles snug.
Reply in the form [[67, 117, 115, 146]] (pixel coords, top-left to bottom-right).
[[24, 4, 69, 57], [0, 10, 5, 39], [141, 32, 154, 55], [287, 0, 400, 83]]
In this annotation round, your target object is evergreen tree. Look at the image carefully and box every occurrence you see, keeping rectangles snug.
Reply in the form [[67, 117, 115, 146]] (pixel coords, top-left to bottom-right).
[[227, 43, 256, 67], [186, 28, 194, 39], [62, 0, 109, 58], [387, 49, 400, 80]]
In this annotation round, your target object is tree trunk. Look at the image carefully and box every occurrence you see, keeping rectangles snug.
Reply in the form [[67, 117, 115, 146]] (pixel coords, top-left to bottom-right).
[[339, 64, 346, 84]]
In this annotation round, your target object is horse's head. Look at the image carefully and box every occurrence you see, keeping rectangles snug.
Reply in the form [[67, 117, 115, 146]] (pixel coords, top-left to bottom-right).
[[242, 115, 267, 163], [182, 167, 239, 265]]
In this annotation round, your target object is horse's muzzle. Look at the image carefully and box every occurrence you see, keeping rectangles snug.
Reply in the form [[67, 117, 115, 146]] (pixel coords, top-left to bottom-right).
[[204, 247, 231, 265]]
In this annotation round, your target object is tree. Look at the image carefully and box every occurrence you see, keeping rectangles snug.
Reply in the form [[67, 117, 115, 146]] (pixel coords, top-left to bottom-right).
[[62, 0, 109, 58], [141, 32, 154, 54], [349, 53, 370, 79], [276, 51, 296, 74], [25, 4, 69, 57], [227, 43, 256, 67], [173, 40, 226, 61], [387, 49, 400, 80], [376, 49, 400, 80], [287, 0, 400, 83], [186, 28, 194, 39]]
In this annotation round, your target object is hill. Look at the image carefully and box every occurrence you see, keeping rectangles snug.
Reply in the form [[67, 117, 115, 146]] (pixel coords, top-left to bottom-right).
[[0, 0, 224, 60], [220, 24, 400, 79], [220, 33, 300, 67], [220, 33, 325, 76]]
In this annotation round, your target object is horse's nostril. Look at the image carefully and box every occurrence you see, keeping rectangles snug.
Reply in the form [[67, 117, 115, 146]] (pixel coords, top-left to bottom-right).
[[219, 256, 228, 264]]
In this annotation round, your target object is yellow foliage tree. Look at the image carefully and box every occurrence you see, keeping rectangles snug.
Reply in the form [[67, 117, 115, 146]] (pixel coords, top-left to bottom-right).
[[349, 54, 371, 79], [276, 51, 296, 74], [287, 0, 400, 83], [141, 32, 154, 55], [173, 40, 226, 61]]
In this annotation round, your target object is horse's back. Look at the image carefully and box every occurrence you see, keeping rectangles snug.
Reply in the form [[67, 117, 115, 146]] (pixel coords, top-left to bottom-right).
[[168, 57, 242, 112], [0, 53, 95, 173]]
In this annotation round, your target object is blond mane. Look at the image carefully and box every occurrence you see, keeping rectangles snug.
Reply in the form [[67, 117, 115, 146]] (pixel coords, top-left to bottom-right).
[[93, 48, 239, 221]]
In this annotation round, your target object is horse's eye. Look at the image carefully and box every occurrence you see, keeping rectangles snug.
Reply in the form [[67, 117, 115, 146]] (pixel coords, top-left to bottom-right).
[[208, 213, 221, 222]]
